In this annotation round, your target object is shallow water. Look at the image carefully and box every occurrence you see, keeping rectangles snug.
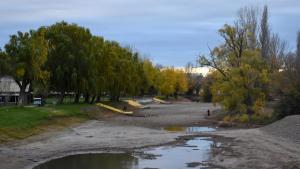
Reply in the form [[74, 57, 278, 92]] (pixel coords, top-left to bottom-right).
[[33, 137, 215, 169], [163, 126, 215, 132]]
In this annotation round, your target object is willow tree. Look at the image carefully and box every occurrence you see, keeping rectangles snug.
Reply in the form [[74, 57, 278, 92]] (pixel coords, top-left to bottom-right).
[[142, 58, 160, 95], [0, 49, 9, 76], [103, 41, 144, 101], [4, 30, 48, 105], [89, 36, 105, 103], [44, 21, 92, 103]]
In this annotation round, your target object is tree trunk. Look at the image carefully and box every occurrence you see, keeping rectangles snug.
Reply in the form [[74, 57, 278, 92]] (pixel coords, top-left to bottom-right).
[[90, 95, 95, 104], [59, 91, 65, 104], [18, 85, 27, 105], [96, 95, 101, 102], [74, 93, 80, 103], [110, 95, 119, 102], [84, 93, 90, 103]]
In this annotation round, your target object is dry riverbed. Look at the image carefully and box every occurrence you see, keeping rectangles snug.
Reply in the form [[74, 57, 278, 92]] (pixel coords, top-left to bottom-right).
[[0, 102, 299, 169]]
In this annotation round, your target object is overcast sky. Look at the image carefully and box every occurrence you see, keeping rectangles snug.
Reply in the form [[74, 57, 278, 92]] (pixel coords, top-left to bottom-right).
[[1, 0, 300, 66]]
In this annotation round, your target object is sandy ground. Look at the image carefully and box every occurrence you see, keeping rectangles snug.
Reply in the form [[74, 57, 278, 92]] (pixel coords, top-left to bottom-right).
[[0, 102, 299, 169], [108, 102, 220, 127], [210, 129, 300, 169], [0, 121, 183, 169]]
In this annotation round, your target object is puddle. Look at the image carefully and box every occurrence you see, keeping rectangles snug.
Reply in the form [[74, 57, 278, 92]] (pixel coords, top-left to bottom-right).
[[33, 137, 216, 169], [163, 126, 215, 133]]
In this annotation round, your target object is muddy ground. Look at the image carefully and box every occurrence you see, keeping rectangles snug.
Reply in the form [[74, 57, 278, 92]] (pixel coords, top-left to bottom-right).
[[0, 102, 299, 169]]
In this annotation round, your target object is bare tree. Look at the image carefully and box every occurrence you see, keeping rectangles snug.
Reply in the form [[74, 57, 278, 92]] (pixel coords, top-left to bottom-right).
[[269, 33, 287, 71], [237, 6, 259, 50], [296, 31, 300, 74], [260, 5, 270, 60], [185, 62, 194, 75]]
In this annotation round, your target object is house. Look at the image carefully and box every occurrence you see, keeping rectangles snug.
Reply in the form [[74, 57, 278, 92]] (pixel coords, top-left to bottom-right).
[[0, 76, 22, 104]]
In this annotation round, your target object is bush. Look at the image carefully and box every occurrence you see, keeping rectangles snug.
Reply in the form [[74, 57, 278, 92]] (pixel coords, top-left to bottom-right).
[[223, 114, 250, 123], [238, 114, 250, 123], [275, 88, 300, 119], [223, 115, 232, 122]]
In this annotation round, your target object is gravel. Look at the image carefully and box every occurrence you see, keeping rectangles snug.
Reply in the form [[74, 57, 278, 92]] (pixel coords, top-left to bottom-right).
[[261, 115, 300, 144]]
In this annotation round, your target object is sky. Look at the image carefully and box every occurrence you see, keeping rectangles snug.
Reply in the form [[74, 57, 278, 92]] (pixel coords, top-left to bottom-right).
[[1, 0, 300, 67]]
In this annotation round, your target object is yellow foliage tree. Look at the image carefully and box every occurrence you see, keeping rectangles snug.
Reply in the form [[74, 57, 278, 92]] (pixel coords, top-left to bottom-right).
[[157, 68, 188, 97]]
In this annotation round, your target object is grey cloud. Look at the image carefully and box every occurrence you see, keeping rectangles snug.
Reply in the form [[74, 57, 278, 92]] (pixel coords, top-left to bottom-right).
[[0, 0, 300, 66]]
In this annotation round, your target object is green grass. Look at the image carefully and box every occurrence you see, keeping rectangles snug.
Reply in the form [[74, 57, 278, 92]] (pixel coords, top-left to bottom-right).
[[0, 104, 98, 142], [0, 100, 136, 142], [0, 104, 89, 129]]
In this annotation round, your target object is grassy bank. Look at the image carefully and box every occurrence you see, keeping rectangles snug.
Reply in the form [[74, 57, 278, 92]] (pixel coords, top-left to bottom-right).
[[0, 104, 99, 143]]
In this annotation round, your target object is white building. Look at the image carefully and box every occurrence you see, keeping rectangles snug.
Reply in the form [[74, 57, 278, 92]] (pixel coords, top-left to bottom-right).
[[0, 76, 21, 104]]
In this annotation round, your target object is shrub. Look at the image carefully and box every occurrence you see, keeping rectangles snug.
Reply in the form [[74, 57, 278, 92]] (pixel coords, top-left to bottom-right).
[[223, 115, 232, 122], [275, 88, 300, 119], [238, 114, 250, 123]]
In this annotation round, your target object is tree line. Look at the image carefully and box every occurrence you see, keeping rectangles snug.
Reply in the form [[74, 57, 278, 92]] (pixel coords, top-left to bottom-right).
[[199, 5, 300, 119], [0, 21, 188, 105]]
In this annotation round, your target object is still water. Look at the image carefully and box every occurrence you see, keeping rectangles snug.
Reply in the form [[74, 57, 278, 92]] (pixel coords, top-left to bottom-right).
[[33, 137, 215, 169], [163, 126, 215, 133]]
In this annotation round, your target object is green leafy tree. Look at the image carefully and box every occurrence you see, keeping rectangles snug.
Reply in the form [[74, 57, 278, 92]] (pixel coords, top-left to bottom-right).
[[103, 41, 144, 101], [201, 74, 213, 102], [0, 49, 9, 76], [89, 36, 105, 103], [4, 30, 48, 105], [141, 59, 160, 95], [44, 21, 92, 103]]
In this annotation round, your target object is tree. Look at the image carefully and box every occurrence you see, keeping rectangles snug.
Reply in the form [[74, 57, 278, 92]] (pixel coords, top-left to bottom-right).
[[141, 58, 160, 95], [89, 36, 105, 103], [199, 12, 269, 115], [275, 88, 300, 118], [156, 68, 188, 97], [0, 49, 9, 76], [296, 32, 300, 74], [260, 5, 270, 61], [201, 73, 213, 102], [4, 30, 48, 105], [274, 31, 300, 118], [103, 41, 144, 101], [158, 68, 177, 97], [174, 69, 188, 98], [237, 6, 258, 50], [44, 21, 92, 103], [185, 62, 196, 95]]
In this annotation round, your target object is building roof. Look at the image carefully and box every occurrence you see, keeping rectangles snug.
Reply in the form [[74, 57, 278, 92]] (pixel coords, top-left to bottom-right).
[[0, 76, 22, 93]]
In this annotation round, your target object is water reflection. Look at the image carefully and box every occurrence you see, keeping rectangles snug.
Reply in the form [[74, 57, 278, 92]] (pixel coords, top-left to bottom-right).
[[34, 137, 216, 169], [136, 137, 212, 169], [34, 153, 139, 169], [163, 126, 215, 133]]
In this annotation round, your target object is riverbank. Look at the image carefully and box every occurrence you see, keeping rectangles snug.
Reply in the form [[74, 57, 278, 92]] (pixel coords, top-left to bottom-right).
[[0, 102, 299, 169]]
